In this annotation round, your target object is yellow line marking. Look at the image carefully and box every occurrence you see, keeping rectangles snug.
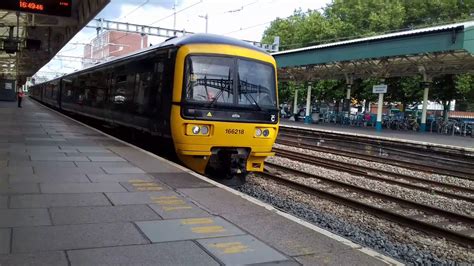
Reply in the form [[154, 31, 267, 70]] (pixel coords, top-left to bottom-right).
[[181, 218, 214, 225], [131, 183, 158, 187], [191, 225, 226, 234], [128, 179, 148, 183], [150, 196, 178, 200], [153, 199, 186, 205], [136, 187, 162, 191], [163, 206, 193, 211], [209, 242, 251, 254]]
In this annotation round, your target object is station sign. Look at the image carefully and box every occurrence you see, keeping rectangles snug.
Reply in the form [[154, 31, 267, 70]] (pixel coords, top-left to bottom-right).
[[372, 84, 387, 94], [0, 0, 72, 17]]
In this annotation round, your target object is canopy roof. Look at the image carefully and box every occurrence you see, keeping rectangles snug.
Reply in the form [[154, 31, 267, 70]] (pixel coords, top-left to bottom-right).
[[273, 21, 474, 81], [0, 0, 110, 84]]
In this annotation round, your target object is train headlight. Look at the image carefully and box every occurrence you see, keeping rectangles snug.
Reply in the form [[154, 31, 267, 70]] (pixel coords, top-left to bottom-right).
[[186, 124, 211, 136], [255, 128, 272, 138]]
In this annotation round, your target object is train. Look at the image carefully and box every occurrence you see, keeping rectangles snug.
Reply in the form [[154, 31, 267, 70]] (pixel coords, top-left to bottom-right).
[[30, 34, 279, 184]]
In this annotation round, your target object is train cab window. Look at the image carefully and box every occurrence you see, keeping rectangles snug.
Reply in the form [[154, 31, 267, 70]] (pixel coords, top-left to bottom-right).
[[184, 56, 234, 104], [237, 59, 277, 109]]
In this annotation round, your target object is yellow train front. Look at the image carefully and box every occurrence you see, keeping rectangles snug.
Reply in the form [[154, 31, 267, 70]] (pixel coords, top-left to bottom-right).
[[170, 36, 279, 183]]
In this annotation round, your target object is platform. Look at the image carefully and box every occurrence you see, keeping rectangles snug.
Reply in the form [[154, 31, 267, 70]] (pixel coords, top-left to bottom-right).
[[0, 98, 399, 265], [281, 120, 474, 151]]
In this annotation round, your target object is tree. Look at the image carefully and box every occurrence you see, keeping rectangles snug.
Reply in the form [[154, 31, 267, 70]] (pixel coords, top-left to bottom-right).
[[262, 0, 474, 108]]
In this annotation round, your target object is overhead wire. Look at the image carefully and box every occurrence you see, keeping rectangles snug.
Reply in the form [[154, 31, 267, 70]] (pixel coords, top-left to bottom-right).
[[149, 0, 203, 25], [118, 0, 150, 20]]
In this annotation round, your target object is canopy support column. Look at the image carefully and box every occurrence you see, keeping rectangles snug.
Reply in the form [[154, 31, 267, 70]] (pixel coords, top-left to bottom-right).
[[344, 74, 353, 118], [304, 84, 312, 124], [290, 88, 298, 121], [419, 69, 432, 132], [376, 92, 384, 132]]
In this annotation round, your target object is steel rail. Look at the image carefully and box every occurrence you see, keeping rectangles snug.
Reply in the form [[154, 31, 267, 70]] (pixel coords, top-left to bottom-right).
[[273, 148, 474, 203], [277, 136, 474, 180], [260, 163, 474, 247], [279, 126, 474, 159]]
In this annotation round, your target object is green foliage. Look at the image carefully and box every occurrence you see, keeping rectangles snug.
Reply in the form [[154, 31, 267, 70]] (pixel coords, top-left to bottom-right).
[[262, 0, 474, 107]]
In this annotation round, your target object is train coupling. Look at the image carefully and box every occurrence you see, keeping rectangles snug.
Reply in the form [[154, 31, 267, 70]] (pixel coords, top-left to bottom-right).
[[207, 147, 249, 177]]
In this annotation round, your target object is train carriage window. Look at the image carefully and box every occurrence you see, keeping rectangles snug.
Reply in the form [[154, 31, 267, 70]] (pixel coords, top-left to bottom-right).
[[111, 74, 128, 104], [184, 56, 234, 104]]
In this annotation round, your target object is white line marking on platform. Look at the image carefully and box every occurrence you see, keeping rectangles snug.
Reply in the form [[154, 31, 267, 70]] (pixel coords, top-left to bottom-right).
[[37, 100, 403, 266]]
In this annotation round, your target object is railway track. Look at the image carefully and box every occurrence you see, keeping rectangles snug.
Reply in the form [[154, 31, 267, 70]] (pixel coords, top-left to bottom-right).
[[259, 162, 474, 247], [273, 147, 474, 203], [277, 127, 474, 180]]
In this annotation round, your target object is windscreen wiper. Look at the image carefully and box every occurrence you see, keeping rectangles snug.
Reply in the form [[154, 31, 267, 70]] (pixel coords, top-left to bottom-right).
[[238, 78, 262, 111]]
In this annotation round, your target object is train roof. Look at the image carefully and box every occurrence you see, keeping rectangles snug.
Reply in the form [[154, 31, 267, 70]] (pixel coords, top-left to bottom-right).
[[32, 34, 269, 84], [160, 33, 268, 53]]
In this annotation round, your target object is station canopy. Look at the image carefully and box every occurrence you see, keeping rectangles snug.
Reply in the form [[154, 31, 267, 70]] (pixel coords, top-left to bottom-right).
[[272, 21, 474, 81], [0, 0, 110, 84]]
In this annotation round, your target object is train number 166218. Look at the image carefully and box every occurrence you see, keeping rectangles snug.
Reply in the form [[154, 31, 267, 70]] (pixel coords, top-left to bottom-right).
[[225, 128, 245, 135]]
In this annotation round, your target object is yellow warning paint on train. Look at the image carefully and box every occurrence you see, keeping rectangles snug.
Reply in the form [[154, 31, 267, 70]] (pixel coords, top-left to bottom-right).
[[181, 218, 214, 225], [191, 225, 226, 234], [210, 242, 251, 254]]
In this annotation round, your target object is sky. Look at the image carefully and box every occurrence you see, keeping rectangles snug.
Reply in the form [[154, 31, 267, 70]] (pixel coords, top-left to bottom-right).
[[36, 0, 332, 79]]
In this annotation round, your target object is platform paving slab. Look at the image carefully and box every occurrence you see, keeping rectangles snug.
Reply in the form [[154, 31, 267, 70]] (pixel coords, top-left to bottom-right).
[[198, 235, 290, 265], [136, 216, 246, 242], [119, 180, 168, 192], [0, 196, 7, 208], [75, 161, 135, 168], [0, 209, 51, 227], [12, 222, 149, 253], [0, 229, 10, 254], [102, 166, 145, 174], [0, 251, 68, 266], [108, 146, 186, 173], [148, 199, 211, 219], [179, 187, 270, 216], [0, 167, 34, 175], [151, 172, 215, 188], [87, 173, 154, 183], [8, 161, 77, 168], [50, 205, 161, 225], [65, 152, 115, 157], [87, 156, 127, 162], [10, 193, 111, 208], [34, 166, 106, 175], [223, 212, 357, 257], [105, 191, 181, 205], [67, 241, 219, 266], [0, 183, 40, 194], [40, 182, 127, 193], [30, 155, 91, 162], [8, 173, 91, 184]]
